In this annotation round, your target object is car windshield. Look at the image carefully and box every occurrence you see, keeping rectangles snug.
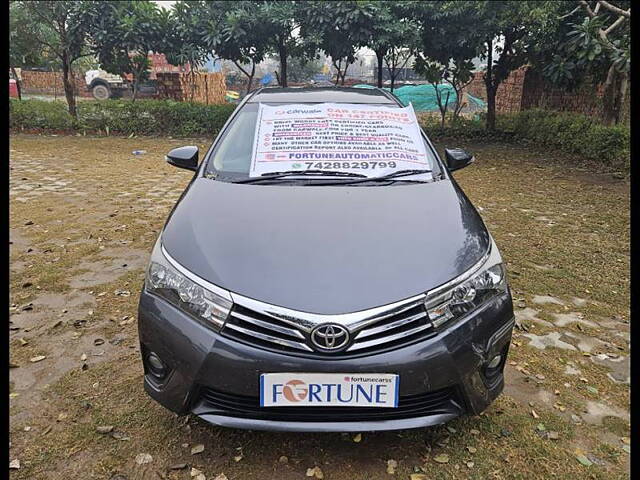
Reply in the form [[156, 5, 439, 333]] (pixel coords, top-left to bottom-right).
[[205, 102, 440, 184]]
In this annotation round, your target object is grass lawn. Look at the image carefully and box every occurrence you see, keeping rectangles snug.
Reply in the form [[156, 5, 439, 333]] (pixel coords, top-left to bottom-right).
[[9, 134, 629, 480]]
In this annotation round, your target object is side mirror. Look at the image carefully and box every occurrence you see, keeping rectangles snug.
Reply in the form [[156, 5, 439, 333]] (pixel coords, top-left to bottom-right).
[[166, 146, 199, 171], [444, 148, 474, 172]]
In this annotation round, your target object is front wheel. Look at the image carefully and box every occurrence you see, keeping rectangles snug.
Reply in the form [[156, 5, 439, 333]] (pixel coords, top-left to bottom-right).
[[91, 84, 111, 100]]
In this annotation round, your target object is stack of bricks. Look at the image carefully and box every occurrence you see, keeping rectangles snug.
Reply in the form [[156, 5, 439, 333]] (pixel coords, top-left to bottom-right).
[[521, 69, 608, 119], [494, 66, 528, 114], [156, 72, 184, 100], [20, 70, 90, 97], [463, 65, 622, 123], [464, 71, 487, 101], [156, 72, 227, 104]]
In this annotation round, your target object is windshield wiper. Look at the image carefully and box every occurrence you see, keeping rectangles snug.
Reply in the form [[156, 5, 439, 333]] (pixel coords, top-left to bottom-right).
[[332, 169, 433, 185], [233, 169, 367, 184]]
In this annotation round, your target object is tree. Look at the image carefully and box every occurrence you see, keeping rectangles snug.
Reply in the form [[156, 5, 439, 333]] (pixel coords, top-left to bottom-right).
[[411, 1, 478, 120], [84, 1, 166, 101], [418, 61, 451, 127], [298, 1, 377, 86], [260, 0, 303, 87], [10, 1, 53, 99], [195, 1, 271, 94], [538, 1, 630, 125], [415, 59, 474, 127], [473, 1, 560, 130], [18, 1, 91, 118], [161, 1, 215, 99], [375, 4, 420, 92], [282, 56, 323, 83]]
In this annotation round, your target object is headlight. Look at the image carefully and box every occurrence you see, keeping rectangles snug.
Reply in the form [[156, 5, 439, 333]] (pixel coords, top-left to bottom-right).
[[425, 239, 507, 328], [145, 238, 232, 330]]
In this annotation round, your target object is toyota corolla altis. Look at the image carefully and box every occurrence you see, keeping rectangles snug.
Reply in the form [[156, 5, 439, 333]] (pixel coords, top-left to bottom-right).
[[138, 87, 515, 432]]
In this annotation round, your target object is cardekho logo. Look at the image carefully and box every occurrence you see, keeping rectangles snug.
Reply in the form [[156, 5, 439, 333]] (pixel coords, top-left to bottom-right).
[[283, 379, 308, 402]]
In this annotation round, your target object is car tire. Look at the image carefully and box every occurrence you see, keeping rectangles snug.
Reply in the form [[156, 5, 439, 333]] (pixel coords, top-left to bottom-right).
[[92, 84, 111, 100]]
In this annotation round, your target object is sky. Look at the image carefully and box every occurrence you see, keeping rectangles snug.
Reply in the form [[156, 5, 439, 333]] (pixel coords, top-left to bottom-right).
[[154, 1, 176, 10]]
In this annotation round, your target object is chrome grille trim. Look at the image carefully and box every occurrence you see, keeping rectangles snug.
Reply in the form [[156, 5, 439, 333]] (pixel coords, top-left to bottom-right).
[[223, 293, 433, 355], [229, 292, 427, 331], [354, 311, 428, 340], [348, 322, 433, 352], [224, 322, 313, 352], [229, 310, 305, 339]]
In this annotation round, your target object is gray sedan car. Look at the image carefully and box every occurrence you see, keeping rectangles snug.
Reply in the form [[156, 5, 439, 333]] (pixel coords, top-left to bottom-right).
[[138, 87, 514, 432]]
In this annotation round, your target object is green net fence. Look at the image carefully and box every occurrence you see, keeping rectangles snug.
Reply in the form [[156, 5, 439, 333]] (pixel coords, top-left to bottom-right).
[[353, 84, 486, 113]]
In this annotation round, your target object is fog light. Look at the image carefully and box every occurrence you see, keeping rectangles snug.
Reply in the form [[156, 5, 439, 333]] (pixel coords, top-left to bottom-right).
[[147, 352, 167, 379], [487, 354, 502, 369]]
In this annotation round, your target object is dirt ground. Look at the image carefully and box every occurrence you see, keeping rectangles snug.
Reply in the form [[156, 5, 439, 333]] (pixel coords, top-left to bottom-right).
[[9, 134, 629, 480]]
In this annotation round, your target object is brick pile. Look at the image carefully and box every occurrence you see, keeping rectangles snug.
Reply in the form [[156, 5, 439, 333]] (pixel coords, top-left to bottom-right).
[[520, 69, 607, 118], [463, 65, 624, 123], [156, 72, 227, 104], [495, 66, 527, 114], [20, 70, 90, 97]]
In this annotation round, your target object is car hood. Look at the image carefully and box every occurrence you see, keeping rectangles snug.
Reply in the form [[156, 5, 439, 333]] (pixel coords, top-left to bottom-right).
[[161, 178, 490, 314]]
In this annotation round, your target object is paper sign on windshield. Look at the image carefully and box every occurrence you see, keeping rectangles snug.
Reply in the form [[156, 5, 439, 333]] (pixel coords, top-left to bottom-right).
[[249, 103, 432, 178]]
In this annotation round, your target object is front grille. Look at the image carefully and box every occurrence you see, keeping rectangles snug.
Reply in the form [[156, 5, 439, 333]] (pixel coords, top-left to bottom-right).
[[195, 386, 462, 422], [221, 295, 436, 357], [224, 304, 313, 353]]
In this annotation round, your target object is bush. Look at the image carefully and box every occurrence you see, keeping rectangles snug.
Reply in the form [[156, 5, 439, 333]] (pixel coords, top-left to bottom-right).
[[10, 99, 236, 137], [11, 100, 628, 172], [418, 109, 629, 172], [507, 109, 629, 171], [10, 99, 76, 131]]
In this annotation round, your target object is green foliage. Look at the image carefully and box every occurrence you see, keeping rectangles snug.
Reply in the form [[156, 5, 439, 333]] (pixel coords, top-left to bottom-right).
[[83, 1, 167, 97], [10, 99, 236, 137], [162, 0, 212, 71], [505, 109, 629, 170], [297, 1, 379, 84], [9, 2, 57, 70], [286, 56, 323, 83], [420, 109, 628, 171], [14, 1, 93, 117], [540, 1, 630, 87], [187, 0, 272, 92], [10, 100, 628, 171], [10, 99, 76, 131]]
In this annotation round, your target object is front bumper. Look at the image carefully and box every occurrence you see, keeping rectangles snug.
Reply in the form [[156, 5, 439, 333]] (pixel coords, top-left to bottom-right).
[[138, 289, 514, 432]]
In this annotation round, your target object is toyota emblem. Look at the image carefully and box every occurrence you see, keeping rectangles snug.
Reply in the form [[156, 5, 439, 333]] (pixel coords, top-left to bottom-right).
[[310, 323, 350, 351]]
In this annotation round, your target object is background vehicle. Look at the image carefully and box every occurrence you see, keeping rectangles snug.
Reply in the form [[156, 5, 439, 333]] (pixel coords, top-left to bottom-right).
[[85, 69, 158, 100], [85, 69, 128, 100]]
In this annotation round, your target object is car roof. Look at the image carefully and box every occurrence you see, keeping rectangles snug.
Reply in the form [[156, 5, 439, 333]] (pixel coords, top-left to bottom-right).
[[246, 86, 397, 104]]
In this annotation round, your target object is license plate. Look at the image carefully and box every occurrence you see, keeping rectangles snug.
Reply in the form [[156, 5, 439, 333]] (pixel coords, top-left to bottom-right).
[[260, 373, 399, 408]]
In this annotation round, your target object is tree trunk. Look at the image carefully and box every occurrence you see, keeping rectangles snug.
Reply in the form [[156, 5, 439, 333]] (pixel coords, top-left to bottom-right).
[[278, 39, 288, 87], [246, 62, 256, 94], [375, 50, 384, 88], [483, 38, 495, 131], [233, 60, 256, 94], [486, 86, 496, 131], [341, 64, 349, 85], [617, 72, 629, 124], [61, 51, 77, 120], [602, 67, 628, 125], [442, 91, 451, 128], [333, 59, 343, 85], [132, 76, 139, 102], [10, 66, 22, 100], [390, 73, 395, 92]]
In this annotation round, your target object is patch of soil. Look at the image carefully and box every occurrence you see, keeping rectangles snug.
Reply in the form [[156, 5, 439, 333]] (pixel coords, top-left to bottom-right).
[[69, 247, 148, 288]]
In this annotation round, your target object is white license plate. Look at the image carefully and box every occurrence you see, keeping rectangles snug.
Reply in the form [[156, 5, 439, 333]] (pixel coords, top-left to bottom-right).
[[260, 373, 399, 408]]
